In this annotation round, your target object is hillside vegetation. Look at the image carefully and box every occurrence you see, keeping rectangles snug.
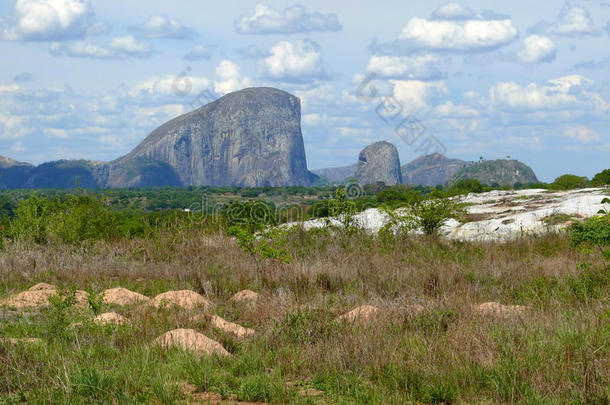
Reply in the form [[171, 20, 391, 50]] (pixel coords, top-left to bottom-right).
[[0, 187, 608, 404]]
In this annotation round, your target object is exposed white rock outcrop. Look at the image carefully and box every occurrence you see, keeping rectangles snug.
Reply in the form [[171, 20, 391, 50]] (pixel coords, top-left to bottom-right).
[[283, 188, 608, 242]]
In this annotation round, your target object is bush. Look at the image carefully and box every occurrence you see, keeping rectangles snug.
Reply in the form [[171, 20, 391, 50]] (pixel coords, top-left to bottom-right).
[[570, 215, 610, 248], [550, 174, 589, 190], [221, 200, 276, 233], [410, 197, 465, 236], [450, 178, 485, 194], [591, 169, 610, 187]]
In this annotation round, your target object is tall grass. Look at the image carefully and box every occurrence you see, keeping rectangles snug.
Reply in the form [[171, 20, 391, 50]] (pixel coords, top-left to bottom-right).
[[0, 218, 608, 403]]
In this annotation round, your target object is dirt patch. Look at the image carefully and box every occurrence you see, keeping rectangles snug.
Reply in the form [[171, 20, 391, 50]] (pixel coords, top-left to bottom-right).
[[210, 315, 255, 339], [474, 302, 530, 319], [93, 312, 128, 325], [230, 290, 259, 304], [336, 305, 383, 323], [0, 289, 88, 308], [149, 290, 211, 310], [102, 287, 149, 306], [153, 328, 230, 357], [28, 282, 56, 291]]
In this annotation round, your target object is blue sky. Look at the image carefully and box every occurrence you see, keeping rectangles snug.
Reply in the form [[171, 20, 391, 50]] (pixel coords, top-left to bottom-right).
[[1, 0, 609, 181]]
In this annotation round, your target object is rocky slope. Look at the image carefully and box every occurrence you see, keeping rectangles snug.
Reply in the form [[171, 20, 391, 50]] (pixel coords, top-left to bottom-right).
[[451, 159, 538, 186], [402, 153, 472, 186], [354, 141, 402, 186], [115, 87, 317, 187]]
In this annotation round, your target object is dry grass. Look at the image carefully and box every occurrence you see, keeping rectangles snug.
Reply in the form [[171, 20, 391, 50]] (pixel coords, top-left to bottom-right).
[[0, 227, 608, 403]]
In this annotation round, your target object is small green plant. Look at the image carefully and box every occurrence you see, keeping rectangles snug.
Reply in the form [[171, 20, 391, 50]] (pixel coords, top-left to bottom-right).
[[228, 225, 293, 263], [47, 286, 77, 341], [328, 187, 359, 233], [86, 286, 105, 316], [410, 197, 465, 236]]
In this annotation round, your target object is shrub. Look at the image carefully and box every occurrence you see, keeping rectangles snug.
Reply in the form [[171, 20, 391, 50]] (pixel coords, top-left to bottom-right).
[[570, 215, 610, 248], [550, 174, 589, 190], [46, 287, 77, 341], [591, 169, 610, 187], [450, 178, 485, 194], [221, 200, 276, 233], [410, 197, 465, 236]]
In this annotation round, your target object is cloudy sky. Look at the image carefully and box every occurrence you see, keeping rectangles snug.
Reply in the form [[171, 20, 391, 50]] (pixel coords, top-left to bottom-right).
[[1, 0, 609, 181]]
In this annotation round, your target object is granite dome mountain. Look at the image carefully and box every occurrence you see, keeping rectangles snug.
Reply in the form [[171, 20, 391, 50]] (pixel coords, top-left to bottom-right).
[[0, 88, 318, 189], [114, 87, 317, 187]]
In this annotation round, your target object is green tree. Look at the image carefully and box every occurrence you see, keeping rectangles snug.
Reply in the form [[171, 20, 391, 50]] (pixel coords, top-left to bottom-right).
[[591, 169, 610, 187], [550, 174, 589, 190]]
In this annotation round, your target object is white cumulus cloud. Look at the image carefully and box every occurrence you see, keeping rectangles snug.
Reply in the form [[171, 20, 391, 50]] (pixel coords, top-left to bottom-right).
[[1, 0, 99, 41], [130, 15, 195, 39], [183, 45, 214, 61], [391, 80, 449, 112], [397, 17, 518, 52], [235, 4, 341, 34], [365, 54, 445, 80], [489, 75, 592, 111], [214, 60, 251, 95], [564, 125, 599, 143], [258, 39, 327, 82], [432, 3, 476, 20], [130, 75, 211, 98], [532, 3, 600, 37], [49, 36, 154, 59], [517, 35, 557, 64]]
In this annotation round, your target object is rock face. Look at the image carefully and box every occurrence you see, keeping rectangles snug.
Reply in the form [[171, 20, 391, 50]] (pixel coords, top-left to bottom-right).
[[116, 87, 317, 187], [354, 141, 402, 186], [402, 154, 472, 186], [451, 159, 538, 186]]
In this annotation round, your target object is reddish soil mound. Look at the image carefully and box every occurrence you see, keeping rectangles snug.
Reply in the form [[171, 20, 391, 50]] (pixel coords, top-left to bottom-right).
[[149, 290, 211, 310], [154, 328, 230, 357], [102, 287, 149, 306]]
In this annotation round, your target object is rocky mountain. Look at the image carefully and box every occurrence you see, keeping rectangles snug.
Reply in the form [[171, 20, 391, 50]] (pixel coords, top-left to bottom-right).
[[311, 164, 357, 183], [451, 159, 538, 186], [354, 141, 402, 186], [0, 87, 318, 189], [0, 156, 34, 189], [402, 153, 472, 187], [115, 87, 317, 187]]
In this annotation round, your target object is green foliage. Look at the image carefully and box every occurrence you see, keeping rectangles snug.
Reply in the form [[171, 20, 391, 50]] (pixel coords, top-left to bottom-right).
[[328, 187, 359, 232], [450, 178, 485, 194], [410, 197, 465, 236], [46, 286, 77, 341], [228, 225, 293, 263], [221, 200, 276, 233], [591, 169, 610, 187], [565, 263, 609, 304], [86, 286, 105, 316], [570, 215, 610, 248], [550, 174, 589, 190]]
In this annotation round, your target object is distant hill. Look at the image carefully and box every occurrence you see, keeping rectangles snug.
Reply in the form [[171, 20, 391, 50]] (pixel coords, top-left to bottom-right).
[[311, 164, 357, 184], [401, 154, 472, 187], [0, 156, 34, 189], [451, 159, 538, 186]]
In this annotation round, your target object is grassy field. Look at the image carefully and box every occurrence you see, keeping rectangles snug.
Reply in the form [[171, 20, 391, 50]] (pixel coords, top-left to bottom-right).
[[0, 224, 608, 404]]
